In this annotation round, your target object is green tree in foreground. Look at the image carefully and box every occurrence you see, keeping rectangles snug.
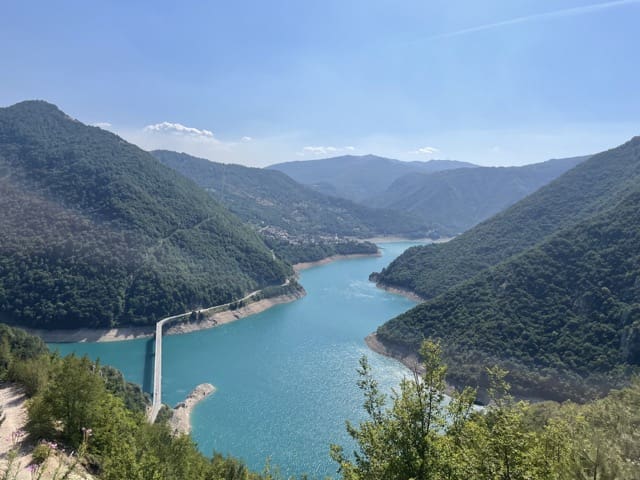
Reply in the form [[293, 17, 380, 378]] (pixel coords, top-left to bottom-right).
[[332, 340, 640, 480], [23, 352, 297, 480], [330, 341, 477, 479]]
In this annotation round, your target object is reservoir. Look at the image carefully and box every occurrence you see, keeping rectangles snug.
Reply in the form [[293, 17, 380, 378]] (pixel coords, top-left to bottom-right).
[[51, 242, 421, 478]]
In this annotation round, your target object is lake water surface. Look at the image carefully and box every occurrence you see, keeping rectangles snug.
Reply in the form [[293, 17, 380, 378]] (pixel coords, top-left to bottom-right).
[[51, 242, 422, 478]]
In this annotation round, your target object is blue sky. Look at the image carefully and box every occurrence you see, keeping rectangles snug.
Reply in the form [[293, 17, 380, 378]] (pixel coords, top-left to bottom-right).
[[1, 0, 639, 166]]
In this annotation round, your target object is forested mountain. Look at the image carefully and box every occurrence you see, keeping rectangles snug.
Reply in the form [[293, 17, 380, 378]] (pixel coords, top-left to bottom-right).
[[153, 150, 432, 263], [0, 100, 290, 329], [371, 137, 640, 401], [368, 156, 587, 236], [375, 185, 640, 400], [153, 150, 429, 238], [373, 136, 640, 300], [268, 154, 475, 202]]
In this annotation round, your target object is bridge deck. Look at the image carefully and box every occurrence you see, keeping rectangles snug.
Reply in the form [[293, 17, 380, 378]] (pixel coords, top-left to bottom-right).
[[146, 287, 272, 423]]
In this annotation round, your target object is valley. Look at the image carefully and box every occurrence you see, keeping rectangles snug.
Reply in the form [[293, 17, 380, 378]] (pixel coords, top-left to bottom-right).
[[3, 3, 639, 478], [50, 243, 422, 477], [1, 104, 638, 480]]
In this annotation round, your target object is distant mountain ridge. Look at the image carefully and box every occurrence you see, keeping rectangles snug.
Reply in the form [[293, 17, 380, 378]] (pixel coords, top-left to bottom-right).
[[268, 154, 476, 202], [0, 100, 290, 329], [369, 156, 588, 236], [373, 137, 640, 300], [153, 150, 433, 263]]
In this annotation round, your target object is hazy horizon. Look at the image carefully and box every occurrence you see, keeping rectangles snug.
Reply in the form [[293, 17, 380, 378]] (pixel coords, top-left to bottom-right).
[[2, 0, 639, 167]]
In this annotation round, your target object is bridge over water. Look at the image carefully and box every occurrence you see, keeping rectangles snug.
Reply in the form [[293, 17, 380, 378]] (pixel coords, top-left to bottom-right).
[[147, 287, 274, 423]]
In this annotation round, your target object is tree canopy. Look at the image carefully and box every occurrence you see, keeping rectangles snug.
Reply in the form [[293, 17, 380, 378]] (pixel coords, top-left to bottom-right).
[[370, 136, 640, 400], [373, 136, 640, 300], [332, 340, 640, 480], [153, 150, 427, 263], [369, 156, 586, 236], [0, 101, 291, 329]]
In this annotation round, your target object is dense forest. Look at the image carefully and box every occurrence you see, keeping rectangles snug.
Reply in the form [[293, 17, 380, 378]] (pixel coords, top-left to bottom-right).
[[373, 136, 640, 300], [3, 327, 638, 479], [153, 150, 429, 239], [0, 101, 291, 330], [153, 150, 426, 263], [368, 156, 586, 236], [268, 154, 475, 202], [333, 341, 640, 480], [0, 324, 283, 480], [375, 173, 640, 400], [156, 150, 583, 247]]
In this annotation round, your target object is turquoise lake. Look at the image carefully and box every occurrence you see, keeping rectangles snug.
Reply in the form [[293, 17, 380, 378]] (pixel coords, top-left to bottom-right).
[[50, 242, 422, 478]]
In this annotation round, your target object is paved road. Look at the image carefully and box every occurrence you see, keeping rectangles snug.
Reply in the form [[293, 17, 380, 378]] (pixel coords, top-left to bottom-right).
[[147, 284, 287, 423], [148, 311, 189, 423]]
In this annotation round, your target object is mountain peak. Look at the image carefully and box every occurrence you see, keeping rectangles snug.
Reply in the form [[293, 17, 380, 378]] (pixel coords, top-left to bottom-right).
[[269, 154, 476, 202], [5, 99, 65, 115], [0, 101, 290, 329]]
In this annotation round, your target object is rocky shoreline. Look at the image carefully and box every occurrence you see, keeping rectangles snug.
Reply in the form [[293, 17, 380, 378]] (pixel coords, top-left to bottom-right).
[[365, 333, 423, 373], [164, 288, 306, 336], [373, 282, 425, 303], [293, 251, 382, 272], [169, 383, 216, 435], [29, 241, 429, 344], [362, 236, 439, 244], [365, 333, 481, 402], [28, 288, 306, 343]]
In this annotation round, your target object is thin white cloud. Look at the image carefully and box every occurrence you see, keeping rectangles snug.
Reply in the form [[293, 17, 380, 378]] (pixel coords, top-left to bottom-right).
[[409, 146, 440, 155], [144, 121, 215, 139], [300, 145, 356, 156], [302, 146, 330, 155], [121, 121, 233, 161], [241, 136, 253, 142], [92, 122, 112, 129], [436, 0, 640, 38]]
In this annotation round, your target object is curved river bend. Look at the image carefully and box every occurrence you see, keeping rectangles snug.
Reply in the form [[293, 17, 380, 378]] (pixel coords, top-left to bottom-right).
[[51, 242, 422, 478]]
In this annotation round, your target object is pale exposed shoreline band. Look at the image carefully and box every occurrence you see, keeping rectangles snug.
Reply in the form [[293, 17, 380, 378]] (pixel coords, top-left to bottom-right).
[[26, 290, 306, 343], [27, 250, 389, 344], [169, 383, 216, 436], [20, 246, 426, 438]]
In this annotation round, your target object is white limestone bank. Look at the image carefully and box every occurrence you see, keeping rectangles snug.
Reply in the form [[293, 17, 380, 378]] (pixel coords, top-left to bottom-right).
[[365, 333, 423, 373], [169, 383, 216, 435], [26, 288, 306, 343], [292, 251, 381, 272], [372, 282, 426, 303]]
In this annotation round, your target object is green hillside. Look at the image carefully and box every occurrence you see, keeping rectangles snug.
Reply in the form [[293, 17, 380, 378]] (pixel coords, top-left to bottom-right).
[[268, 154, 476, 202], [5, 323, 637, 479], [153, 150, 435, 263], [372, 137, 640, 300], [0, 101, 290, 329], [368, 156, 587, 236], [375, 186, 640, 400]]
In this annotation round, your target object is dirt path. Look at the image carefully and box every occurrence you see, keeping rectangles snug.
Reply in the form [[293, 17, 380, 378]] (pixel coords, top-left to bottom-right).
[[0, 384, 93, 480], [0, 385, 27, 457]]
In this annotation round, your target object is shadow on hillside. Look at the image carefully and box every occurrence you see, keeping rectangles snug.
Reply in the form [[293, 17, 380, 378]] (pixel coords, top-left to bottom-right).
[[143, 338, 154, 394]]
